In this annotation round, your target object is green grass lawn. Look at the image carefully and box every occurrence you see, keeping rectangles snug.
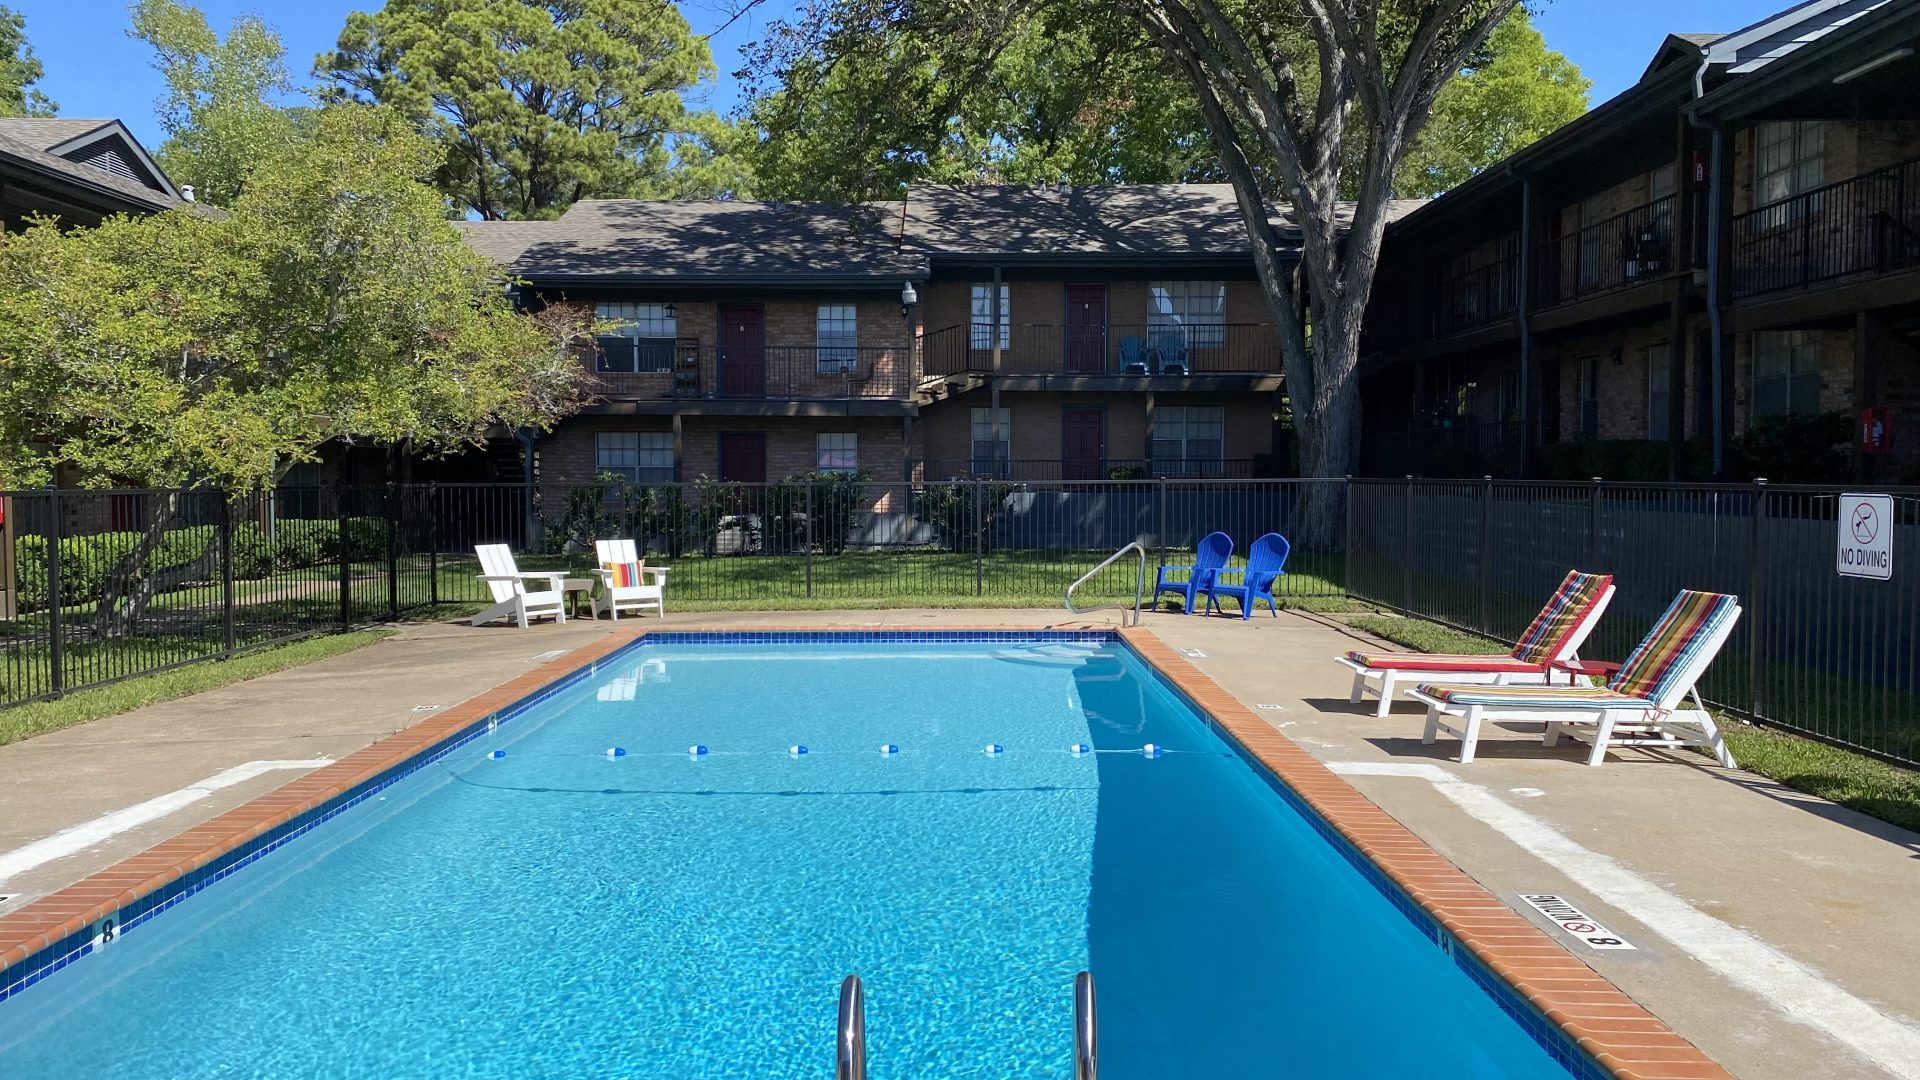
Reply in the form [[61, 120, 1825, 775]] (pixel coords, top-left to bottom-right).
[[0, 630, 392, 748], [1342, 613, 1920, 834]]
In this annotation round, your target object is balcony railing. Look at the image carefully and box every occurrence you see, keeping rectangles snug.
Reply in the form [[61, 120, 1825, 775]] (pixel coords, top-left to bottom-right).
[[592, 341, 916, 402], [924, 458, 1263, 481], [1431, 257, 1520, 336], [1730, 155, 1920, 299], [1534, 194, 1675, 307], [922, 323, 1281, 378]]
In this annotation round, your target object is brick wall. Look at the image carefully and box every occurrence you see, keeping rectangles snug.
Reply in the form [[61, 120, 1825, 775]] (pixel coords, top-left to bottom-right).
[[1729, 328, 1856, 432], [1540, 321, 1690, 443]]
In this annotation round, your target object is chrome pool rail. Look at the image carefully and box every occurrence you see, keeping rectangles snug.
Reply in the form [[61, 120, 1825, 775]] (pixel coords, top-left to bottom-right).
[[837, 974, 866, 1080], [1065, 541, 1147, 626], [1074, 971, 1098, 1080]]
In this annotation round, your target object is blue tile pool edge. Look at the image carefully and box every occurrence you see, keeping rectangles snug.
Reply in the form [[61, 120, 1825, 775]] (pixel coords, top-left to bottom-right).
[[1115, 635, 1616, 1080], [1, 627, 1610, 1080]]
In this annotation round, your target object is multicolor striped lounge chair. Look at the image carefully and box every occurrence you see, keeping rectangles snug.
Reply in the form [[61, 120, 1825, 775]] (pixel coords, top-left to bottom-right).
[[1410, 590, 1741, 767], [590, 538, 670, 620], [1334, 570, 1615, 717]]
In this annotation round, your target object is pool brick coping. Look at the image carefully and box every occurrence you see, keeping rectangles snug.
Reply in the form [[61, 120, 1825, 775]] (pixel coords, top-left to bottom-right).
[[1116, 627, 1732, 1080], [0, 623, 1731, 1080]]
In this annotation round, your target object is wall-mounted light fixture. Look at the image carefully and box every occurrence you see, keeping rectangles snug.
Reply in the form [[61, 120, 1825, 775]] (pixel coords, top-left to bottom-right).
[[901, 282, 919, 318]]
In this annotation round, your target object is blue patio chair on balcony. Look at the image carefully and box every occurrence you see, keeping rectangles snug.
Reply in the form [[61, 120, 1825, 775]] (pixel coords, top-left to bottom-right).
[[1154, 531, 1232, 614], [1151, 331, 1190, 375], [1118, 336, 1149, 374], [1203, 532, 1290, 620]]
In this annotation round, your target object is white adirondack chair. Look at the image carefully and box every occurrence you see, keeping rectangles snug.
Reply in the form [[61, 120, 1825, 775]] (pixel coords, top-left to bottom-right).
[[471, 544, 567, 628], [591, 538, 669, 620]]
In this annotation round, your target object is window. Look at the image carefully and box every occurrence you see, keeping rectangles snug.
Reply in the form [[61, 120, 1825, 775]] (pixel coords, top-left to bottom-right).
[[596, 302, 676, 373], [1152, 406, 1225, 476], [816, 305, 858, 371], [1755, 121, 1825, 207], [1578, 356, 1599, 438], [596, 432, 675, 484], [816, 432, 858, 475], [970, 284, 1010, 350], [970, 407, 1010, 475], [1649, 162, 1676, 202], [1648, 344, 1672, 441], [1751, 330, 1822, 419], [1148, 281, 1226, 349], [1577, 194, 1609, 289]]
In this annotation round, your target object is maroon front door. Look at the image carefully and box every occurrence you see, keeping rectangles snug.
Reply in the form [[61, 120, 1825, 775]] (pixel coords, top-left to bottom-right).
[[719, 304, 766, 397], [718, 432, 767, 483], [1061, 407, 1106, 481], [1064, 284, 1107, 374]]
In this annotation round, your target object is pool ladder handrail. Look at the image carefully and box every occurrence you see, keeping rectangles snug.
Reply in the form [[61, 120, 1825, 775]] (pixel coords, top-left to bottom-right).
[[837, 974, 866, 1080], [1074, 971, 1098, 1080], [1065, 541, 1147, 627]]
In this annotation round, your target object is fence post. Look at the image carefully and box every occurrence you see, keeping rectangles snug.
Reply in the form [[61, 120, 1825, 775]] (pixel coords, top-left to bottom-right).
[[45, 484, 63, 698], [974, 477, 985, 597], [1402, 476, 1414, 613], [338, 491, 352, 630], [220, 495, 237, 658], [1748, 478, 1767, 718], [1342, 476, 1354, 600], [804, 481, 815, 599], [1587, 477, 1603, 567], [385, 483, 400, 619], [428, 485, 439, 606], [1478, 476, 1494, 633]]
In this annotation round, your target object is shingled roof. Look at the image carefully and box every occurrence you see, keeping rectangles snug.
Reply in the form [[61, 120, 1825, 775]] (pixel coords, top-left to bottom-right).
[[0, 127, 191, 216]]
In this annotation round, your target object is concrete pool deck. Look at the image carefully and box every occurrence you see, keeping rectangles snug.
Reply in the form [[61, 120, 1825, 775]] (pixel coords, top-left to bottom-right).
[[0, 609, 1916, 1080]]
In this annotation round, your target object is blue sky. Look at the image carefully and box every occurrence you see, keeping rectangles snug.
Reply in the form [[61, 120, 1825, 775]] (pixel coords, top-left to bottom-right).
[[15, 0, 1782, 152]]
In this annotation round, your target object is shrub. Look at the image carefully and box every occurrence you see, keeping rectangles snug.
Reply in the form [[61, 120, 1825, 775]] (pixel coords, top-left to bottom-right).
[[14, 527, 218, 610], [1535, 439, 1671, 482], [1733, 411, 1852, 484]]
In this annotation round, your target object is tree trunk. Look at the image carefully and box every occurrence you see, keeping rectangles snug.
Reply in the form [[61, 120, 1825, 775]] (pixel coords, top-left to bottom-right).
[[1289, 309, 1364, 551], [90, 491, 221, 639]]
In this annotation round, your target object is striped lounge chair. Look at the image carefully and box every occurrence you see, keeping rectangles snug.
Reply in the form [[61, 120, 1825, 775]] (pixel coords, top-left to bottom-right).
[[1409, 590, 1741, 767], [1334, 570, 1615, 717]]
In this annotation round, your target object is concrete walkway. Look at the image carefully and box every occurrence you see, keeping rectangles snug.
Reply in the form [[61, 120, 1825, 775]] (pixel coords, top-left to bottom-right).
[[0, 608, 1916, 1080]]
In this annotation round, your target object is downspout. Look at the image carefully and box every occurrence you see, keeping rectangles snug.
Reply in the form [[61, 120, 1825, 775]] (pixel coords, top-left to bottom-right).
[[1689, 53, 1728, 478]]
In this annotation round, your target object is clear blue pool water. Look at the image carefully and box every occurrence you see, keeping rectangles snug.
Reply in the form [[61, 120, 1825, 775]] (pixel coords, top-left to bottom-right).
[[0, 637, 1575, 1079]]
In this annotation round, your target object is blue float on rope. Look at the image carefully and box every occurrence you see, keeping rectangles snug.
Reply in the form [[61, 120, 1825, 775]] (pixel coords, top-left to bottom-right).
[[688, 744, 708, 758], [984, 743, 1004, 756], [486, 750, 507, 760], [789, 744, 809, 757], [879, 744, 900, 756], [605, 747, 626, 758], [1069, 743, 1091, 756]]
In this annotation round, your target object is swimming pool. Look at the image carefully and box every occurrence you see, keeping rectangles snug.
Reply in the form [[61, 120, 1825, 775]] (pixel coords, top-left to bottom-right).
[[0, 631, 1598, 1078]]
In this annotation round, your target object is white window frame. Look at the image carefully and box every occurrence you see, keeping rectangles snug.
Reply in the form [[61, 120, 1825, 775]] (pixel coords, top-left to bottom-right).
[[816, 432, 858, 475], [595, 431, 675, 485], [1647, 344, 1672, 441], [1755, 121, 1825, 209], [970, 284, 1009, 350], [595, 302, 676, 373], [816, 305, 859, 372], [1152, 406, 1225, 476], [1148, 281, 1226, 350], [970, 407, 1010, 475], [1751, 330, 1822, 420]]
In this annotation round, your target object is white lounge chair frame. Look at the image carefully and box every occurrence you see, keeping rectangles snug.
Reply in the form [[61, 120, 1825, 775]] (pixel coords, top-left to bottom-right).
[[590, 538, 669, 620], [1409, 602, 1741, 767], [471, 543, 567, 628], [1335, 585, 1615, 717]]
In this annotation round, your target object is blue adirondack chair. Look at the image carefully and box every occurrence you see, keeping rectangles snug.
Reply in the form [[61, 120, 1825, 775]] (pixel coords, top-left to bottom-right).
[[1151, 331, 1190, 375], [1154, 531, 1232, 613], [1117, 336, 1149, 374], [1204, 533, 1290, 619]]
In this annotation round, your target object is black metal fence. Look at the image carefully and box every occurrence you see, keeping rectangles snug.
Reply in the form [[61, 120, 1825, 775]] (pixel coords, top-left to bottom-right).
[[1731, 155, 1920, 298], [6, 477, 1917, 768], [1348, 479, 1920, 765]]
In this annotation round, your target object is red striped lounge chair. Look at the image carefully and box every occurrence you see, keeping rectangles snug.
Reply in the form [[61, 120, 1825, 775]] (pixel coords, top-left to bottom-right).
[[1334, 570, 1615, 717], [1409, 590, 1741, 767]]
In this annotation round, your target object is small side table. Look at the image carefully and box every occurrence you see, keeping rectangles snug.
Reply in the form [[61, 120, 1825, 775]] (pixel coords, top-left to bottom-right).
[[1550, 658, 1621, 686], [562, 577, 596, 619]]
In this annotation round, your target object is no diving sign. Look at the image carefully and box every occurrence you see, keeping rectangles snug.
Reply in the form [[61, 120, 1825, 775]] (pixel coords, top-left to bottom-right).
[[1837, 493, 1893, 581], [1518, 894, 1636, 950]]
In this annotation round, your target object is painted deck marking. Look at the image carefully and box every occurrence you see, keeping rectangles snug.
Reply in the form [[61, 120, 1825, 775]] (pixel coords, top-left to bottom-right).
[[1255, 703, 1287, 711], [1329, 760, 1920, 1080], [529, 649, 571, 662], [0, 759, 334, 886], [1517, 893, 1635, 950]]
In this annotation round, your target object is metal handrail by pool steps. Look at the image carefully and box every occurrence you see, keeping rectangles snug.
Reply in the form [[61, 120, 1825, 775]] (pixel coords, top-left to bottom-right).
[[1074, 971, 1098, 1080], [1065, 541, 1147, 626], [836, 975, 865, 1080]]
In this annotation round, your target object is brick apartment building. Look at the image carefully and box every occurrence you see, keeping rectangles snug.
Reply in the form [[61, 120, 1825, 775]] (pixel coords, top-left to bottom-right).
[[1360, 0, 1920, 483], [456, 185, 1355, 492]]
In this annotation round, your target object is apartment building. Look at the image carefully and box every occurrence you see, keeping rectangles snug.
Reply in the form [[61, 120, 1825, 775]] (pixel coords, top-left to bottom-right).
[[1359, 0, 1920, 483], [458, 185, 1322, 490]]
